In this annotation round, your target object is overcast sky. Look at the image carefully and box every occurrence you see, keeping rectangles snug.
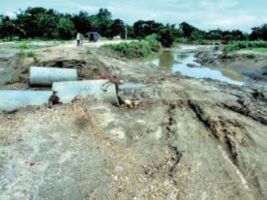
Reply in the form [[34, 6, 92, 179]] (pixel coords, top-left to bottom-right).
[[1, 0, 267, 32]]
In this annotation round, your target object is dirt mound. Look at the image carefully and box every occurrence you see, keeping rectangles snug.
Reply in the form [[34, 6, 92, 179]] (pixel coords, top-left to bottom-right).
[[39, 58, 110, 80]]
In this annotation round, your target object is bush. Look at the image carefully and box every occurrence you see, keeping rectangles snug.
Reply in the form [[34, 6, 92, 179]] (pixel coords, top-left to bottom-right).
[[225, 40, 267, 51], [19, 51, 38, 62], [144, 34, 161, 52], [103, 34, 161, 58], [17, 43, 29, 49], [26, 51, 36, 58], [158, 29, 174, 47]]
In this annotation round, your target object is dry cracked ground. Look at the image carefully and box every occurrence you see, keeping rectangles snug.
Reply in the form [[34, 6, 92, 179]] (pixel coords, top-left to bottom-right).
[[0, 43, 267, 200]]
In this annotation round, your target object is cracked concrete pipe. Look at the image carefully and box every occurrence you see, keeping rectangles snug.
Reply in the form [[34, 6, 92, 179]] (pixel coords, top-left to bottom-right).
[[52, 80, 118, 104], [30, 66, 78, 86], [0, 90, 52, 112]]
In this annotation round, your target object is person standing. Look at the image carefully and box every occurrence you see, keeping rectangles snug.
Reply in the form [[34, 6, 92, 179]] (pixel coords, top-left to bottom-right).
[[76, 32, 82, 46]]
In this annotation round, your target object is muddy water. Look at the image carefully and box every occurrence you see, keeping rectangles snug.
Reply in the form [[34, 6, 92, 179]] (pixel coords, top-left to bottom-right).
[[151, 48, 244, 86]]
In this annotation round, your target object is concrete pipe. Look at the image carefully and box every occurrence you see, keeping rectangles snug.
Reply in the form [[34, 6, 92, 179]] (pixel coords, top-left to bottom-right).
[[0, 90, 52, 112], [30, 66, 78, 86], [52, 80, 118, 104]]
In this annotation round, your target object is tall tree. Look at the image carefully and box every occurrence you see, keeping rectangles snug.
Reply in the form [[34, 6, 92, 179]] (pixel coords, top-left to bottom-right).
[[58, 17, 75, 39], [250, 24, 267, 41], [0, 16, 24, 39], [133, 20, 164, 38], [72, 11, 91, 34], [109, 19, 124, 38], [159, 27, 174, 47], [15, 7, 59, 39]]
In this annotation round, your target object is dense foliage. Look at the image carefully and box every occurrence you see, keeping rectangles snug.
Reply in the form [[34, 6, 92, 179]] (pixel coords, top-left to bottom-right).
[[0, 6, 266, 47], [0, 7, 124, 40], [225, 40, 267, 52], [103, 35, 161, 58], [250, 24, 267, 41]]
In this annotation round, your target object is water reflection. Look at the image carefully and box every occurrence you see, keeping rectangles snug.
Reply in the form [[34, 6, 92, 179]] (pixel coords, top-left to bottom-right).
[[151, 48, 244, 86], [159, 50, 174, 70]]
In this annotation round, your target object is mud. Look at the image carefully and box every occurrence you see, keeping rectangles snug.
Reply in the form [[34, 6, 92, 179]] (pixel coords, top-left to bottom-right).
[[195, 47, 267, 83], [0, 42, 267, 200]]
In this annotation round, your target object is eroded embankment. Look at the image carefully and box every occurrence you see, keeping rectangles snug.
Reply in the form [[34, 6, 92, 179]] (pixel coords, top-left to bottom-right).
[[195, 47, 267, 82], [1, 75, 267, 200], [0, 43, 267, 200]]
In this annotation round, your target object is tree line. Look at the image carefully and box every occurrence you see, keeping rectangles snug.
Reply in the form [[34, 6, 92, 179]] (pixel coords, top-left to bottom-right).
[[0, 7, 266, 46], [0, 7, 125, 40]]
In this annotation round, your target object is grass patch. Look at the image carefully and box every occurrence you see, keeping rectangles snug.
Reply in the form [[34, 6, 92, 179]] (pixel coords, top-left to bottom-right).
[[0, 40, 67, 49], [225, 40, 267, 52], [248, 48, 267, 53], [102, 34, 161, 59], [17, 43, 30, 49], [19, 51, 38, 62], [26, 51, 36, 58]]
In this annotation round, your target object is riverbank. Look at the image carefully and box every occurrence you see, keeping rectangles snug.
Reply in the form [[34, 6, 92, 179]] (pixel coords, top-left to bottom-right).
[[195, 45, 267, 87], [0, 41, 267, 200]]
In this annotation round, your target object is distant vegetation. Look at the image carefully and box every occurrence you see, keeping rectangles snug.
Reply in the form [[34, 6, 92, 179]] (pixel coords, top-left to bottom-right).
[[225, 40, 267, 52], [103, 34, 161, 58], [0, 7, 267, 48]]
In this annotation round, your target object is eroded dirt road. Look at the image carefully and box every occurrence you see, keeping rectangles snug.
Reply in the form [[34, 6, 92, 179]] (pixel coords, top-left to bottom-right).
[[0, 43, 267, 200]]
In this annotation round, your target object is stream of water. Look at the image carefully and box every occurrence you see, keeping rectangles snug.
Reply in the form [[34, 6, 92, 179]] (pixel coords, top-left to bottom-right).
[[150, 47, 244, 86]]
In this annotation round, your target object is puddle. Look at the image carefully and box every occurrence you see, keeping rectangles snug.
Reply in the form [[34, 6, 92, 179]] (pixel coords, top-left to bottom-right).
[[150, 48, 244, 86]]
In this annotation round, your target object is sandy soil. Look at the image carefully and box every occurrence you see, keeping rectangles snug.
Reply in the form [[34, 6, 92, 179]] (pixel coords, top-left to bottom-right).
[[0, 42, 267, 200]]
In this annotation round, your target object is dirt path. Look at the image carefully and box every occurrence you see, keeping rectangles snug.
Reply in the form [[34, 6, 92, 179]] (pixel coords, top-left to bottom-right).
[[0, 43, 267, 200]]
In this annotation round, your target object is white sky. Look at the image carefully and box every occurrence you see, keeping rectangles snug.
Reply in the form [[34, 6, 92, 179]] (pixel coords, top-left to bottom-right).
[[1, 0, 267, 32]]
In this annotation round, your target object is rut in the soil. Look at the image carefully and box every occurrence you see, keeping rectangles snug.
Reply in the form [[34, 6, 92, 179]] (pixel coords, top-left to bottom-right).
[[187, 99, 267, 199], [188, 99, 244, 167], [163, 101, 185, 181], [221, 101, 267, 125]]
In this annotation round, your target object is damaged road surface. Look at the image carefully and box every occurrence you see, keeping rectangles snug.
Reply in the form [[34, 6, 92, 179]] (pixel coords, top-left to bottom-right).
[[0, 43, 267, 200]]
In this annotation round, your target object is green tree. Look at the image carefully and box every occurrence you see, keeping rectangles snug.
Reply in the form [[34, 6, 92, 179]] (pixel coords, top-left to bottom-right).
[[179, 22, 206, 40], [250, 24, 267, 41], [38, 14, 59, 39], [72, 11, 91, 34], [97, 8, 112, 20], [0, 16, 24, 39], [109, 19, 124, 38], [159, 28, 174, 47], [179, 22, 195, 38], [133, 20, 164, 38], [206, 29, 223, 40], [58, 17, 75, 39], [90, 8, 113, 37], [15, 7, 61, 39]]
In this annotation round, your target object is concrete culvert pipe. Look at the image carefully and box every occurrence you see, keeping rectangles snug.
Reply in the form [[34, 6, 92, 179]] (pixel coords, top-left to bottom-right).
[[30, 66, 78, 86], [0, 90, 52, 112], [52, 80, 118, 104]]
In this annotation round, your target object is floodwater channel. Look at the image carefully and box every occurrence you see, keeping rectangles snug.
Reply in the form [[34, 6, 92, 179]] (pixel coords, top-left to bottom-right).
[[150, 47, 245, 86]]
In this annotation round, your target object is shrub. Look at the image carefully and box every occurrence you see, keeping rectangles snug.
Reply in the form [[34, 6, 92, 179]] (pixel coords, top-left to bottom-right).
[[26, 51, 36, 58], [158, 29, 174, 48], [225, 40, 267, 51], [144, 34, 161, 52], [103, 34, 161, 58], [17, 43, 29, 49]]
